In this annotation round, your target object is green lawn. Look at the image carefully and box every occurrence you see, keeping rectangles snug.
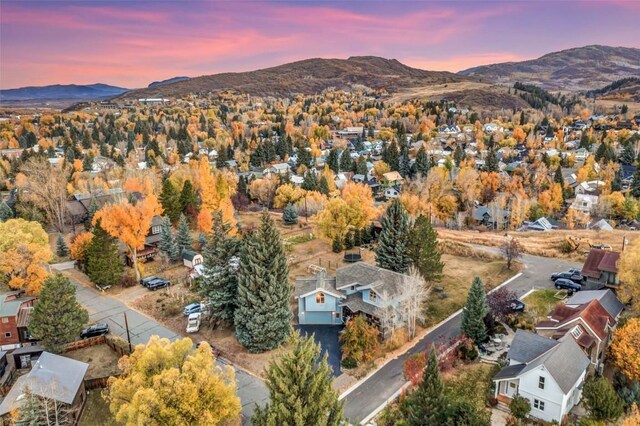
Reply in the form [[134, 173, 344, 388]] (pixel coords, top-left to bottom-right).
[[523, 289, 567, 321]]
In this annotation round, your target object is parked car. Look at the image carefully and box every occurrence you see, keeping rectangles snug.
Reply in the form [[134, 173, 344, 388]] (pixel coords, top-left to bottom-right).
[[554, 278, 581, 291], [140, 276, 162, 287], [147, 279, 170, 291], [508, 299, 525, 312], [551, 271, 583, 284], [196, 341, 221, 357], [186, 313, 201, 333], [80, 323, 110, 339], [183, 303, 202, 316]]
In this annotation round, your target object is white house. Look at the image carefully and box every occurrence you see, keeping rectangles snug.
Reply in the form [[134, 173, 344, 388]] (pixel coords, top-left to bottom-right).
[[493, 330, 589, 423], [384, 186, 401, 200], [570, 194, 599, 214], [264, 163, 291, 176]]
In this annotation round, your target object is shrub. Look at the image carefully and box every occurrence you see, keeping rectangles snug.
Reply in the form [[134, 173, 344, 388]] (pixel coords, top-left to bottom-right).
[[509, 394, 531, 421], [403, 353, 427, 385], [583, 376, 624, 421], [341, 357, 357, 369], [121, 272, 138, 288]]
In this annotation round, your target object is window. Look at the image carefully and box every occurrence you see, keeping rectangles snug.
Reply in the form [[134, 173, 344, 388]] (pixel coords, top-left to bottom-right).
[[370, 290, 377, 302], [151, 225, 160, 235], [316, 292, 325, 304], [538, 376, 545, 390], [509, 382, 516, 389], [1, 317, 7, 324], [335, 312, 340, 319], [534, 399, 545, 411], [350, 285, 356, 291], [4, 332, 11, 338], [571, 326, 583, 339]]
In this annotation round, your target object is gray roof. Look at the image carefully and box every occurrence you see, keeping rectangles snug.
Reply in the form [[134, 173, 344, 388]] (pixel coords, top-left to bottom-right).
[[508, 329, 558, 364], [336, 262, 407, 299], [294, 272, 341, 299], [0, 352, 89, 415], [493, 363, 525, 381], [498, 331, 589, 395], [182, 250, 201, 262], [341, 293, 382, 317], [566, 290, 624, 319], [0, 292, 34, 318]]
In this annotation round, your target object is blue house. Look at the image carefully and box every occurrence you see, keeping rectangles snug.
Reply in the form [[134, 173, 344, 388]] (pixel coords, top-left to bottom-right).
[[295, 263, 410, 332]]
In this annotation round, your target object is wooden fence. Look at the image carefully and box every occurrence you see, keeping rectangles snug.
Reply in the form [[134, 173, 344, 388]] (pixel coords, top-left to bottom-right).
[[62, 335, 131, 357], [85, 376, 113, 390]]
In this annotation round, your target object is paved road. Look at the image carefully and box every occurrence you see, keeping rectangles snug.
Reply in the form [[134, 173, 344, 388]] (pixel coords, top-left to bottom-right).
[[56, 266, 268, 423], [341, 252, 583, 424]]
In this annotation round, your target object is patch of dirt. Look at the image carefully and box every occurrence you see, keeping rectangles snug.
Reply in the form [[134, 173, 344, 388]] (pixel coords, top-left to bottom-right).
[[64, 344, 121, 380]]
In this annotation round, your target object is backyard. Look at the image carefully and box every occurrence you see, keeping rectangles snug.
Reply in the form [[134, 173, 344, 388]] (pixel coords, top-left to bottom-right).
[[522, 288, 569, 321]]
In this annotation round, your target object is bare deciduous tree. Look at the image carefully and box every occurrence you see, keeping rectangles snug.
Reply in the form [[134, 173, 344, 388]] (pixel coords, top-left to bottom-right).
[[501, 237, 522, 270], [399, 267, 431, 339], [17, 157, 70, 232]]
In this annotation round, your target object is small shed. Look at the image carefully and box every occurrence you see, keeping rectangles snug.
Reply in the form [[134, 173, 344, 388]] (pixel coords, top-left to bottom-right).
[[183, 250, 203, 269], [12, 344, 45, 369]]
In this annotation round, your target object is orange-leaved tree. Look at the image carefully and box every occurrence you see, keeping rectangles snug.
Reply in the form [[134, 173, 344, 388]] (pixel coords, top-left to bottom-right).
[[94, 195, 162, 282], [609, 317, 640, 382], [0, 219, 52, 294]]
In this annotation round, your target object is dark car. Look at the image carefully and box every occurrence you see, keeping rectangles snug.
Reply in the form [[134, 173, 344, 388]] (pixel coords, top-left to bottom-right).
[[508, 299, 525, 312], [147, 279, 170, 291], [183, 303, 202, 316], [551, 271, 583, 284], [140, 276, 162, 287], [80, 323, 110, 339], [554, 278, 581, 291]]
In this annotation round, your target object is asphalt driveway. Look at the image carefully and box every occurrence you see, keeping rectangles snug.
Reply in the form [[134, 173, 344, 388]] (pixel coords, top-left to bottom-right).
[[296, 325, 343, 376]]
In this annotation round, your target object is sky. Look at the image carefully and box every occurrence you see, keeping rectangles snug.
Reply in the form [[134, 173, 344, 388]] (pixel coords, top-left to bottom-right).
[[1, 0, 639, 89]]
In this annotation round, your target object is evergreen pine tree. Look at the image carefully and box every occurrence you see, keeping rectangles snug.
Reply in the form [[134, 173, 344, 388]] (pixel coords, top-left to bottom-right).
[[554, 166, 564, 186], [407, 215, 443, 281], [461, 277, 489, 343], [355, 156, 368, 176], [200, 211, 242, 324], [415, 146, 430, 176], [620, 143, 636, 165], [382, 141, 400, 171], [28, 274, 89, 353], [159, 216, 179, 261], [332, 236, 344, 253], [283, 203, 298, 225], [253, 332, 343, 426], [87, 220, 123, 288], [340, 149, 354, 173], [319, 175, 330, 195], [453, 145, 465, 166], [327, 148, 340, 173], [83, 197, 99, 231], [406, 347, 446, 425], [301, 171, 318, 191], [631, 168, 640, 199], [159, 179, 181, 223], [179, 180, 199, 217], [235, 211, 292, 352], [375, 199, 411, 273], [484, 149, 499, 172], [176, 213, 192, 254], [56, 233, 69, 257], [0, 201, 13, 222]]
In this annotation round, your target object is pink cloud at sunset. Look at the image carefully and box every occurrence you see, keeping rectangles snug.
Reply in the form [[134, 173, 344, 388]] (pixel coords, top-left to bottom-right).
[[1, 1, 638, 89]]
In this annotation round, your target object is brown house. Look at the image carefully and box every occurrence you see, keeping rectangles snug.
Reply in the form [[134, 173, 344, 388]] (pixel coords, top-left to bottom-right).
[[0, 352, 89, 425], [536, 299, 616, 370], [581, 249, 620, 290], [0, 291, 36, 347]]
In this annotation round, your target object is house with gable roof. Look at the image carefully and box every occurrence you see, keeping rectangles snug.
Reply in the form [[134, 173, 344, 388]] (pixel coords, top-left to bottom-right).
[[581, 249, 620, 289], [536, 299, 616, 368], [493, 330, 589, 423], [294, 263, 412, 335]]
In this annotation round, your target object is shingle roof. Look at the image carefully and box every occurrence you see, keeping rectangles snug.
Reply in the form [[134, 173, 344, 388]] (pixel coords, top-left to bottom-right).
[[581, 249, 620, 278], [0, 352, 89, 416], [566, 290, 624, 319], [294, 272, 342, 299], [508, 329, 558, 364], [335, 262, 408, 299], [493, 363, 525, 380], [341, 293, 382, 317], [537, 299, 614, 341]]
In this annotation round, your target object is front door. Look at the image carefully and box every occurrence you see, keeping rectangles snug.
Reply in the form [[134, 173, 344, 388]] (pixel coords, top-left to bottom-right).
[[19, 354, 30, 369]]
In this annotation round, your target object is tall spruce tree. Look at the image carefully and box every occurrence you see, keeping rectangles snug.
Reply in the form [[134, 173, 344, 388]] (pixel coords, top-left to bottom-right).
[[176, 213, 192, 254], [484, 149, 499, 172], [339, 149, 354, 173], [234, 211, 292, 352], [461, 277, 489, 343], [631, 168, 640, 198], [87, 220, 123, 288], [252, 332, 343, 426], [55, 233, 69, 257], [179, 180, 199, 217], [415, 146, 430, 176], [283, 203, 298, 225], [29, 274, 89, 353], [84, 197, 99, 230], [159, 216, 179, 261], [159, 179, 181, 223], [0, 201, 13, 222], [355, 156, 368, 175], [200, 211, 242, 324], [406, 347, 446, 425], [407, 215, 443, 281], [375, 199, 411, 273]]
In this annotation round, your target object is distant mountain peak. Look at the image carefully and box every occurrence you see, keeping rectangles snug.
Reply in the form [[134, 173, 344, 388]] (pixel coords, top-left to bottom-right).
[[0, 83, 129, 102]]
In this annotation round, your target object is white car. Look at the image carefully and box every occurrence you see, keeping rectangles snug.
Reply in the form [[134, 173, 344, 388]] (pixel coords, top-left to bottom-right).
[[186, 313, 201, 333]]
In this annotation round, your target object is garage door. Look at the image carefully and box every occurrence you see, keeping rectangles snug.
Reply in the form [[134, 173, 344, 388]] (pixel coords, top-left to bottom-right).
[[303, 311, 334, 325]]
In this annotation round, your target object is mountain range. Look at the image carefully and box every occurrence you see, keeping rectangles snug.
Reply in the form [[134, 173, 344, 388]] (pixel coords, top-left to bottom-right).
[[1, 45, 638, 107], [0, 83, 129, 102], [459, 45, 640, 91]]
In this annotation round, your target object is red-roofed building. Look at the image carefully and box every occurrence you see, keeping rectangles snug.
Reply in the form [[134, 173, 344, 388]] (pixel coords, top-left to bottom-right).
[[581, 249, 620, 289], [536, 299, 616, 370]]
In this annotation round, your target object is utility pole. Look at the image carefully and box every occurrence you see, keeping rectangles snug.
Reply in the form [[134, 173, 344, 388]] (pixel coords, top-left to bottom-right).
[[123, 312, 132, 353]]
